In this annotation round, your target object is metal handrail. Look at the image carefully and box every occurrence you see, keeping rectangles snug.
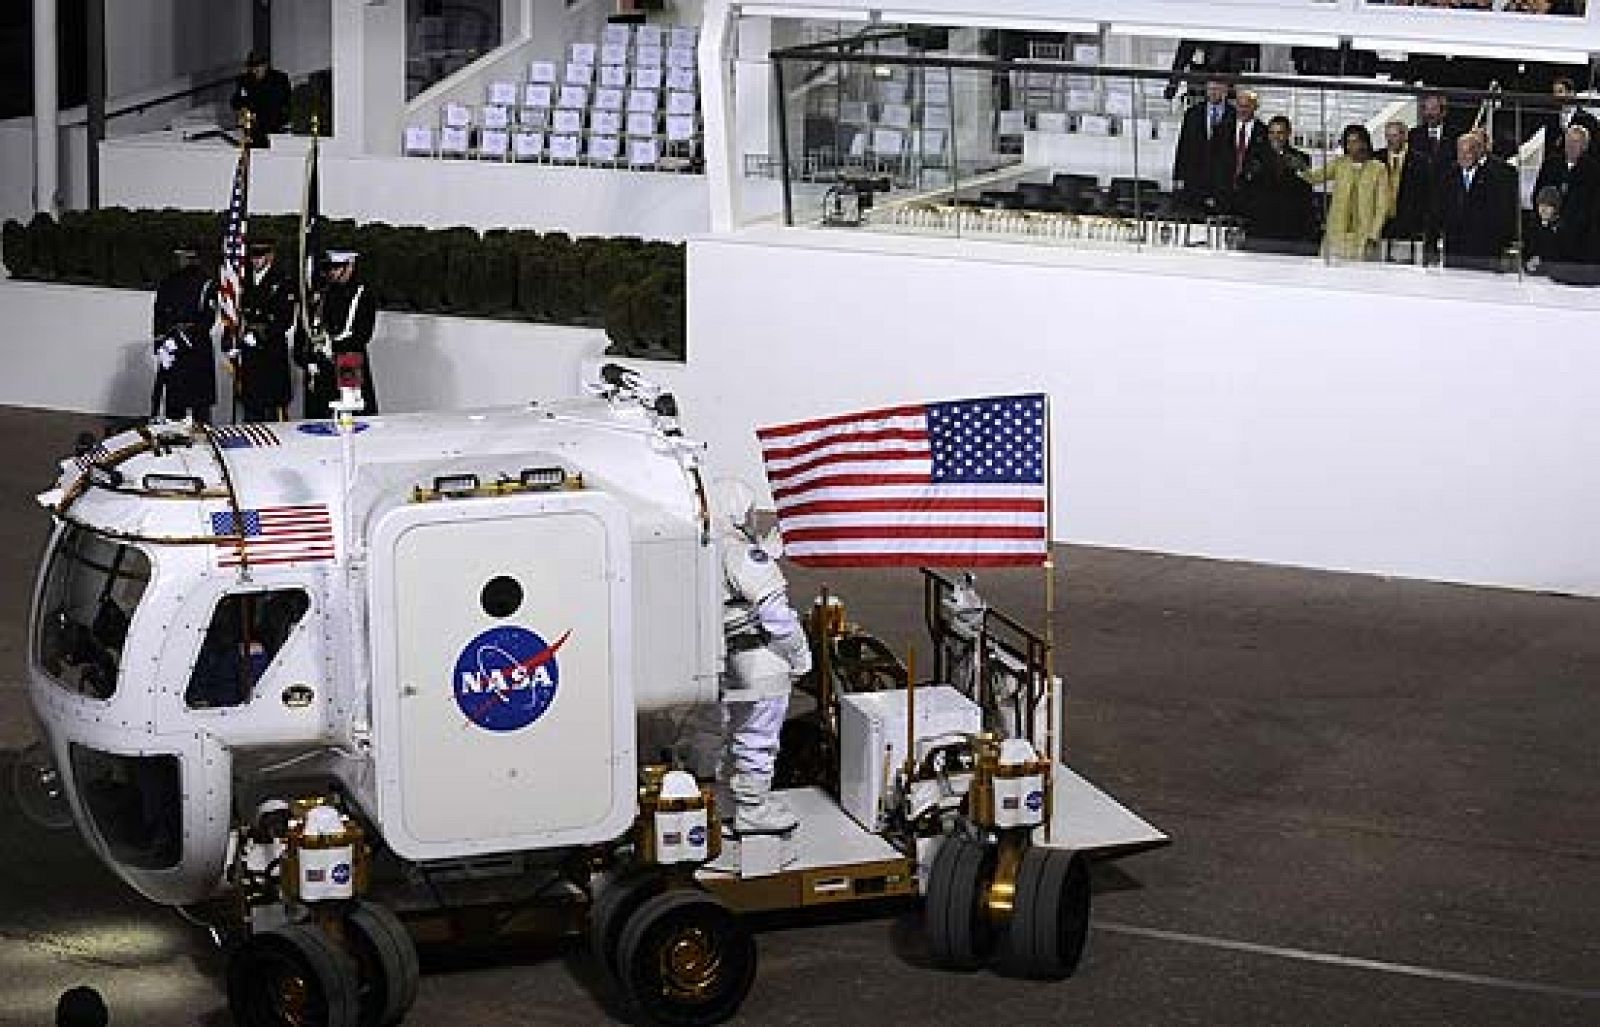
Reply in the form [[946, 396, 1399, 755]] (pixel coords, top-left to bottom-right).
[[105, 74, 236, 123], [767, 47, 1579, 109]]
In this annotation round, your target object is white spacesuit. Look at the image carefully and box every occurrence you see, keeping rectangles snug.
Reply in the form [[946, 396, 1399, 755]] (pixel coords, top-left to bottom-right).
[[711, 479, 812, 835]]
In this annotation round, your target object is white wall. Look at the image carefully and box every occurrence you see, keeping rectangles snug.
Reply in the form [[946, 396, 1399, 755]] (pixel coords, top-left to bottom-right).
[[272, 0, 333, 79], [106, 0, 250, 97], [0, 279, 608, 418], [674, 229, 1600, 597], [99, 133, 731, 239], [15, 226, 1600, 597]]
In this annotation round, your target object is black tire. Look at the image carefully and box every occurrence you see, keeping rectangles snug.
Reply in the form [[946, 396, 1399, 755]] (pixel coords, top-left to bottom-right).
[[616, 889, 757, 1027], [925, 835, 996, 970], [589, 869, 671, 982], [997, 846, 1092, 980], [346, 901, 420, 1025], [227, 922, 362, 1027]]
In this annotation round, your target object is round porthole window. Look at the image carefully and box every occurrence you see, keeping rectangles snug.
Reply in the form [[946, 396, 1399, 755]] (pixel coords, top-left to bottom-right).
[[480, 576, 524, 619]]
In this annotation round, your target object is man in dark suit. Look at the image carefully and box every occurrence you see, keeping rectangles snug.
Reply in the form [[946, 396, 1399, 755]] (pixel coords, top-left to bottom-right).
[[1435, 131, 1519, 272], [1409, 93, 1468, 263], [1532, 76, 1600, 167], [1375, 120, 1433, 255], [1531, 124, 1600, 279], [1238, 115, 1315, 255], [230, 51, 291, 147], [1220, 89, 1267, 213], [1173, 79, 1234, 214]]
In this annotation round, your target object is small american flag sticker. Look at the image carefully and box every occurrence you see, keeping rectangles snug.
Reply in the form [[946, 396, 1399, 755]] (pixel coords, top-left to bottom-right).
[[212, 423, 281, 449], [211, 504, 336, 568]]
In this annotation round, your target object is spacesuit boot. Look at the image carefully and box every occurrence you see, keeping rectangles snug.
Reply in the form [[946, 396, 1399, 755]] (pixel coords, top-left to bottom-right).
[[730, 771, 797, 835]]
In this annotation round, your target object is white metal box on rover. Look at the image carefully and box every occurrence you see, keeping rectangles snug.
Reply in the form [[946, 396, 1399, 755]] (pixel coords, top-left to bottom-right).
[[839, 685, 981, 831]]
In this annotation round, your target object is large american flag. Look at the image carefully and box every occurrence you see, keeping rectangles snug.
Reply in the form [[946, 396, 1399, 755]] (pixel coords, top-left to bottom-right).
[[217, 144, 252, 349], [211, 504, 335, 568], [757, 394, 1049, 568]]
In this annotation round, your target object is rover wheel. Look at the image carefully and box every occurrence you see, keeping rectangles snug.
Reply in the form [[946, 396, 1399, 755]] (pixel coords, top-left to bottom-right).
[[227, 923, 361, 1027], [616, 889, 756, 1027], [997, 846, 1091, 980], [925, 834, 996, 970], [346, 901, 420, 1025], [589, 869, 670, 981]]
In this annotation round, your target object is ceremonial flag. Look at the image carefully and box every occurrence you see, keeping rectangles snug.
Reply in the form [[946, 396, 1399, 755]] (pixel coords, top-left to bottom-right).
[[217, 141, 252, 352], [297, 128, 323, 338], [757, 394, 1049, 568], [211, 504, 336, 568]]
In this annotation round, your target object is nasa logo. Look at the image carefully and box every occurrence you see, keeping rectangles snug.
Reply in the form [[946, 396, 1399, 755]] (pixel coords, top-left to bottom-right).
[[331, 863, 351, 885], [1025, 790, 1044, 813], [453, 625, 571, 732], [687, 824, 707, 847], [297, 421, 371, 436]]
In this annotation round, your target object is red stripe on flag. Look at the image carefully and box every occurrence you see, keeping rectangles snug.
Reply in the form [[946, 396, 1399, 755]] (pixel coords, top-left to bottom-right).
[[755, 404, 926, 440], [778, 497, 1046, 518], [771, 473, 935, 502], [780, 525, 1045, 543], [765, 446, 930, 481], [790, 552, 1048, 568], [760, 427, 929, 461]]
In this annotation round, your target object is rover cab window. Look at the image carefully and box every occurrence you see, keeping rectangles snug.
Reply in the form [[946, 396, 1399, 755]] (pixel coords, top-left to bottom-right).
[[186, 589, 311, 709], [69, 747, 182, 871], [35, 527, 151, 699]]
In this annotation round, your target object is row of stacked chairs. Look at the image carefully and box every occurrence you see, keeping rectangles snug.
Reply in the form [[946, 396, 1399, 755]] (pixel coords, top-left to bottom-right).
[[405, 22, 702, 172]]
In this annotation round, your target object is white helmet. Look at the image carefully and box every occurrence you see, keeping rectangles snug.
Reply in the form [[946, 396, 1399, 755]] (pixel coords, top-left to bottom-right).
[[709, 478, 756, 532]]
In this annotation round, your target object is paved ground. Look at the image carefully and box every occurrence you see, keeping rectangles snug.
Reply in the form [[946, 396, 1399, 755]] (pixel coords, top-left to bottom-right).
[[1, 405, 1598, 1025]]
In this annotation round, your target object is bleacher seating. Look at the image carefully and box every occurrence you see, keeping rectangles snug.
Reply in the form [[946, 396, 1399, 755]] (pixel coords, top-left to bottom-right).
[[405, 22, 702, 173]]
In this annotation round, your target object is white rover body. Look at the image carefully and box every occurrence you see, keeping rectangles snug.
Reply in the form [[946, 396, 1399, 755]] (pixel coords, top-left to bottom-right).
[[26, 372, 1164, 1026]]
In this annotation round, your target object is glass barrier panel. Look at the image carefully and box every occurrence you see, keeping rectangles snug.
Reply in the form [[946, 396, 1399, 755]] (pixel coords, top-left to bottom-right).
[[1361, 1, 1586, 15]]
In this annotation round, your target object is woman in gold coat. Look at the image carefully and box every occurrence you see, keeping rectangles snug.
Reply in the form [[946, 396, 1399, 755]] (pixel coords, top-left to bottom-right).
[[1303, 123, 1391, 261]]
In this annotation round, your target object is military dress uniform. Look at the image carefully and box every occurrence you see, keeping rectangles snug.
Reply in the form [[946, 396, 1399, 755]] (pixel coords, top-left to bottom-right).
[[298, 257, 378, 420], [237, 255, 297, 422], [151, 257, 218, 423]]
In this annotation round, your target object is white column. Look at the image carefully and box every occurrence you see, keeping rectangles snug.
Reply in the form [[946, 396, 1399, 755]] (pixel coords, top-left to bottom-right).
[[32, 0, 59, 215], [700, 0, 740, 232]]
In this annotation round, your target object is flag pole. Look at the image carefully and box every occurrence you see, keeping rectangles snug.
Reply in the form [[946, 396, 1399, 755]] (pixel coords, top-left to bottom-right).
[[1042, 394, 1057, 843]]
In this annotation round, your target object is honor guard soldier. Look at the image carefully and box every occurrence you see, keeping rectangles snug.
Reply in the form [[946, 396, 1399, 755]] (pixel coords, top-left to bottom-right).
[[234, 240, 296, 422], [150, 246, 218, 424], [297, 250, 378, 420]]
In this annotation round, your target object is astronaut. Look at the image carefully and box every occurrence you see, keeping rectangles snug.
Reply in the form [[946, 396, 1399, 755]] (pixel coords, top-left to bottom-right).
[[712, 479, 812, 835]]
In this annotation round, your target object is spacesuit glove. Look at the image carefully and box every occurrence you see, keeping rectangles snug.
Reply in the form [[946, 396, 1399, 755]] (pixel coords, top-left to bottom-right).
[[769, 629, 813, 678]]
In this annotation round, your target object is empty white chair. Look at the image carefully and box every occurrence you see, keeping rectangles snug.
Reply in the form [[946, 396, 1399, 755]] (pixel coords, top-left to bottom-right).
[[513, 130, 546, 162], [569, 42, 597, 66], [635, 67, 663, 90], [403, 124, 435, 157], [629, 136, 661, 168], [588, 134, 621, 163], [487, 81, 518, 107], [599, 64, 629, 88], [439, 124, 470, 158], [627, 111, 657, 137], [665, 113, 696, 142], [481, 104, 511, 131], [529, 60, 558, 84], [548, 134, 581, 162], [635, 44, 664, 68], [601, 42, 629, 67], [594, 87, 625, 111], [442, 102, 472, 129], [558, 84, 589, 109], [629, 88, 659, 114], [591, 110, 622, 136], [565, 62, 594, 85], [478, 128, 510, 161], [666, 66, 697, 91], [667, 90, 697, 116], [524, 82, 553, 109], [552, 107, 584, 134]]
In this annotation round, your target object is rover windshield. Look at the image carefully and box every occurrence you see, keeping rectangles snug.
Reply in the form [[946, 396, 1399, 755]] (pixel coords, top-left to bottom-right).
[[34, 526, 151, 700]]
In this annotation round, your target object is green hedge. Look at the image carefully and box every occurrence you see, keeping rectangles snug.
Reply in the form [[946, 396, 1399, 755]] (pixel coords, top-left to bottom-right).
[[1, 208, 686, 361]]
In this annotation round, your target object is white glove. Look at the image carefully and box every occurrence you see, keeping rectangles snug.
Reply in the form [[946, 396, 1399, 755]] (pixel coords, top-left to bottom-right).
[[769, 629, 813, 678], [243, 330, 259, 349], [154, 338, 178, 370]]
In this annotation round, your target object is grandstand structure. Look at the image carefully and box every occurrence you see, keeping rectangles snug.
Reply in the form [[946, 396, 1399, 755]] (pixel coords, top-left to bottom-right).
[[12, 0, 1600, 595]]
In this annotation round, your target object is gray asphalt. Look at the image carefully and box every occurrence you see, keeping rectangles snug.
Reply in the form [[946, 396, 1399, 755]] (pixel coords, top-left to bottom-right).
[[1, 405, 1597, 1026]]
